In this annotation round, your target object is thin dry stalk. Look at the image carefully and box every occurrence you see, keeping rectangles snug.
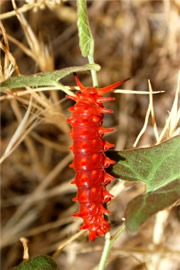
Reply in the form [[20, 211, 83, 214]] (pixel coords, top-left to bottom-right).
[[52, 230, 85, 259], [20, 237, 29, 261], [158, 71, 180, 142], [1, 152, 73, 247]]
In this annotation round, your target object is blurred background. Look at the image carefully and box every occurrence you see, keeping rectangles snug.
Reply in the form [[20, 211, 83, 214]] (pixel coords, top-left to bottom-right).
[[1, 0, 180, 269]]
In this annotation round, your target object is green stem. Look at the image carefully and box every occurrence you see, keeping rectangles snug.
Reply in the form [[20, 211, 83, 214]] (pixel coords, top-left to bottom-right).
[[98, 225, 126, 270], [53, 82, 75, 96], [111, 224, 126, 244], [77, 0, 98, 87], [98, 232, 112, 270], [88, 55, 98, 87]]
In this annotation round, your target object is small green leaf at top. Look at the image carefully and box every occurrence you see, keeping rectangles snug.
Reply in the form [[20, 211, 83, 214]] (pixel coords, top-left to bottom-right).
[[12, 256, 57, 270], [0, 64, 100, 90], [110, 136, 180, 192], [125, 179, 180, 232], [77, 0, 94, 57]]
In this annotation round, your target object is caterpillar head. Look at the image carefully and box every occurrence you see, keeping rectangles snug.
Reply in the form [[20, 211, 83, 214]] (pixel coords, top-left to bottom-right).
[[73, 72, 129, 96]]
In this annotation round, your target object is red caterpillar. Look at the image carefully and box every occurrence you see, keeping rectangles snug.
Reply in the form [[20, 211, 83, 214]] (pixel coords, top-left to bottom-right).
[[67, 74, 126, 241]]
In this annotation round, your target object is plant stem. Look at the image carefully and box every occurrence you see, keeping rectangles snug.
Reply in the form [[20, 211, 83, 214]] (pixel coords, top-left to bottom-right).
[[88, 55, 98, 87], [98, 225, 126, 270], [111, 224, 126, 244], [53, 82, 75, 96], [77, 0, 98, 87], [98, 232, 111, 270]]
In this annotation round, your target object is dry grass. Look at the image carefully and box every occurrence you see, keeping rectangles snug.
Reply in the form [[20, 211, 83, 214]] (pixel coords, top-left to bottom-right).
[[1, 1, 180, 270]]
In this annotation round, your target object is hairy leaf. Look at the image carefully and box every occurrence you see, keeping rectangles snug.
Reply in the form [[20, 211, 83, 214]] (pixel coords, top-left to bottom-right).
[[13, 256, 57, 270], [125, 180, 180, 232], [0, 64, 100, 90], [111, 136, 180, 192], [77, 0, 94, 57]]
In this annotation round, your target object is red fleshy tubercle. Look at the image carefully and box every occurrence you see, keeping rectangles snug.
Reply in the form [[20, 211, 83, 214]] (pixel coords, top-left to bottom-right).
[[67, 74, 126, 241]]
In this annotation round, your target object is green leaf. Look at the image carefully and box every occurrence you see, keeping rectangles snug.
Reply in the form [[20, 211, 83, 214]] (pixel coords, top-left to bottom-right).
[[110, 136, 180, 192], [77, 0, 94, 57], [125, 180, 180, 232], [0, 64, 100, 90], [13, 256, 57, 270], [108, 136, 180, 232]]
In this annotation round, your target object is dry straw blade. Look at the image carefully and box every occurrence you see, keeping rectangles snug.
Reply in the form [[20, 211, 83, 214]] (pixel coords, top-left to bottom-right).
[[0, 97, 34, 163], [158, 71, 180, 143]]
